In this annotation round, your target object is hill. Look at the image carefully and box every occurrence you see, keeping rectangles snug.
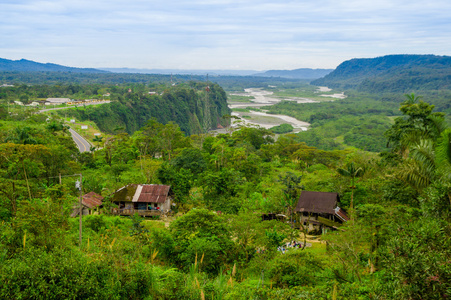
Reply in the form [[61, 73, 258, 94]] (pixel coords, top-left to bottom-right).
[[0, 58, 107, 73], [311, 54, 451, 93], [253, 68, 333, 79]]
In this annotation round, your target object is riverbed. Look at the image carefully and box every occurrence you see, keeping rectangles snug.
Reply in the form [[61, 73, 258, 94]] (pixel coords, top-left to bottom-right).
[[228, 88, 316, 132]]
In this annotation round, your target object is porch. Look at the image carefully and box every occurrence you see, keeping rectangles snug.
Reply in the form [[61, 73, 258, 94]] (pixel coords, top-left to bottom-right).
[[111, 207, 163, 217]]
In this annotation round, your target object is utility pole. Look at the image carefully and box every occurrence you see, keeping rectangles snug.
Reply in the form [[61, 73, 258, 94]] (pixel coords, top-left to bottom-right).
[[75, 174, 83, 246], [45, 173, 84, 245]]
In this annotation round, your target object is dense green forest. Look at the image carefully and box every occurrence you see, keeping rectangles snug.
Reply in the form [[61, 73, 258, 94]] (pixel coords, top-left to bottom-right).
[[0, 73, 450, 300], [266, 93, 399, 152]]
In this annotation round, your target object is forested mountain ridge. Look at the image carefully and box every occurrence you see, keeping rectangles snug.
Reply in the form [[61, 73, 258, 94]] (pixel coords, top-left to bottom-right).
[[311, 54, 451, 93], [0, 58, 107, 73]]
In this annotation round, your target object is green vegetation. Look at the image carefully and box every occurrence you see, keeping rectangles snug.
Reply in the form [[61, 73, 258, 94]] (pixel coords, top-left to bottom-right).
[[0, 69, 450, 299], [266, 96, 396, 152], [270, 123, 294, 134], [231, 108, 250, 112], [267, 83, 335, 101], [311, 54, 451, 119], [0, 81, 230, 135], [227, 94, 255, 103]]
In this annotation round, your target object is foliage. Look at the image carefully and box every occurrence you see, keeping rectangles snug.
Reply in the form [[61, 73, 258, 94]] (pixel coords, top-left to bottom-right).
[[1, 72, 451, 299], [270, 123, 294, 134]]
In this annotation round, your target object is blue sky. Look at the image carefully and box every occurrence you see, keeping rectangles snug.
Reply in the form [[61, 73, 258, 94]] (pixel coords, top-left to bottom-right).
[[1, 0, 451, 70]]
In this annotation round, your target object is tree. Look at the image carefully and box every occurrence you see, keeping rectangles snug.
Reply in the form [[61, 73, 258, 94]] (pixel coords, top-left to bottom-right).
[[159, 122, 190, 160], [278, 172, 304, 223], [5, 127, 38, 145], [157, 163, 192, 206], [385, 94, 445, 158], [169, 208, 234, 274], [232, 125, 274, 150], [337, 162, 365, 220], [92, 135, 103, 149]]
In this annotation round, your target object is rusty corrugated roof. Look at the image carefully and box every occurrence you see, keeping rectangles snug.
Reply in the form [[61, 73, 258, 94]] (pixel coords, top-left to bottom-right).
[[82, 191, 104, 208], [138, 185, 170, 203], [335, 207, 349, 222], [111, 184, 171, 203]]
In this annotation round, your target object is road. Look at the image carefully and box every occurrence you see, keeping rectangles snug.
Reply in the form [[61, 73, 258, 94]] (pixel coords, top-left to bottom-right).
[[39, 101, 110, 113], [69, 128, 91, 153], [37, 101, 109, 152]]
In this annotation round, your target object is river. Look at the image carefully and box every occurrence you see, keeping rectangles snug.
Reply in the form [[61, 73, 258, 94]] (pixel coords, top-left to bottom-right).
[[228, 88, 316, 132]]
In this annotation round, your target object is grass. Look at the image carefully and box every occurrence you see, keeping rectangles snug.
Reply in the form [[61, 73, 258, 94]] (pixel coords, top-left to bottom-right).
[[227, 94, 255, 103], [59, 116, 108, 146], [270, 86, 343, 102], [232, 108, 250, 112], [233, 112, 283, 125]]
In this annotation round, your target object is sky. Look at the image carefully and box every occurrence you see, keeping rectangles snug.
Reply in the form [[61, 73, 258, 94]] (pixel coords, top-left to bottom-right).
[[1, 0, 451, 70]]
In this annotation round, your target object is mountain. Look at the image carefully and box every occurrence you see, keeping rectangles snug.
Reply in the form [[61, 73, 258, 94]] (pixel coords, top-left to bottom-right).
[[0, 58, 108, 73], [311, 54, 451, 93], [99, 68, 258, 76], [253, 68, 333, 79]]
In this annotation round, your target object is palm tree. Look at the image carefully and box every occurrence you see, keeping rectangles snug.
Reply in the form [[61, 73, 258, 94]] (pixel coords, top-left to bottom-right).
[[402, 128, 451, 192], [386, 93, 446, 158], [5, 127, 37, 145], [337, 162, 365, 221]]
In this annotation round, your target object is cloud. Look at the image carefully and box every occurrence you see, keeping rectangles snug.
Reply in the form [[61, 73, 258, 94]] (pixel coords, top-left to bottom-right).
[[1, 0, 451, 69]]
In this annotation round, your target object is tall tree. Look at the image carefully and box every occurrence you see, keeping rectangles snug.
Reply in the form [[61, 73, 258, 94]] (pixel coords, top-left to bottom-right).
[[337, 162, 365, 220]]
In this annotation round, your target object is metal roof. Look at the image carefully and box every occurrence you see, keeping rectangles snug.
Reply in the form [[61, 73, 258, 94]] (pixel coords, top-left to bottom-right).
[[112, 184, 171, 203], [82, 191, 103, 208]]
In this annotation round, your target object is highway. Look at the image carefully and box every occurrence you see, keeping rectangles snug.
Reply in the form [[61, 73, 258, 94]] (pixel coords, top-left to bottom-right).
[[39, 101, 110, 113], [69, 128, 91, 153], [38, 102, 107, 153]]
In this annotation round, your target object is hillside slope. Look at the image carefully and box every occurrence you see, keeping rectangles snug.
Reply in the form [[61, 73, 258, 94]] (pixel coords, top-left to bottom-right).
[[254, 68, 333, 79], [311, 54, 451, 93], [0, 58, 107, 73]]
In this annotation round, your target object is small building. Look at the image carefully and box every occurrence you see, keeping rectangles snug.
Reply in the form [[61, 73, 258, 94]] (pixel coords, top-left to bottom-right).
[[46, 98, 71, 104], [262, 213, 286, 221], [110, 184, 173, 217], [71, 191, 104, 217], [295, 191, 348, 232]]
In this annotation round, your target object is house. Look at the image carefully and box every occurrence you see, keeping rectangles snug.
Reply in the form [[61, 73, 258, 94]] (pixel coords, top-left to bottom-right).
[[295, 191, 348, 232], [71, 191, 104, 217], [110, 184, 173, 217]]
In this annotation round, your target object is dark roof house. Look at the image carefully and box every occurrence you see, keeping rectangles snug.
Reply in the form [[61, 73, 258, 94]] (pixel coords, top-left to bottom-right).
[[295, 191, 348, 231]]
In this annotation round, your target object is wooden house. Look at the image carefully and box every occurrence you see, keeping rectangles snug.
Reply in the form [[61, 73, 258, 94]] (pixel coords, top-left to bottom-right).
[[295, 191, 348, 232], [110, 184, 173, 217], [71, 191, 104, 217]]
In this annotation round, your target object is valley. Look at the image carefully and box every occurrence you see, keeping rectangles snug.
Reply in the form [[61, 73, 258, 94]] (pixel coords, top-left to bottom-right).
[[228, 86, 338, 132]]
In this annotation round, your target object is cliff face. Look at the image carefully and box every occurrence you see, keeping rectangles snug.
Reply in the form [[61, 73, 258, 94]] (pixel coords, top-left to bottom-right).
[[62, 83, 230, 136], [311, 54, 451, 92]]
